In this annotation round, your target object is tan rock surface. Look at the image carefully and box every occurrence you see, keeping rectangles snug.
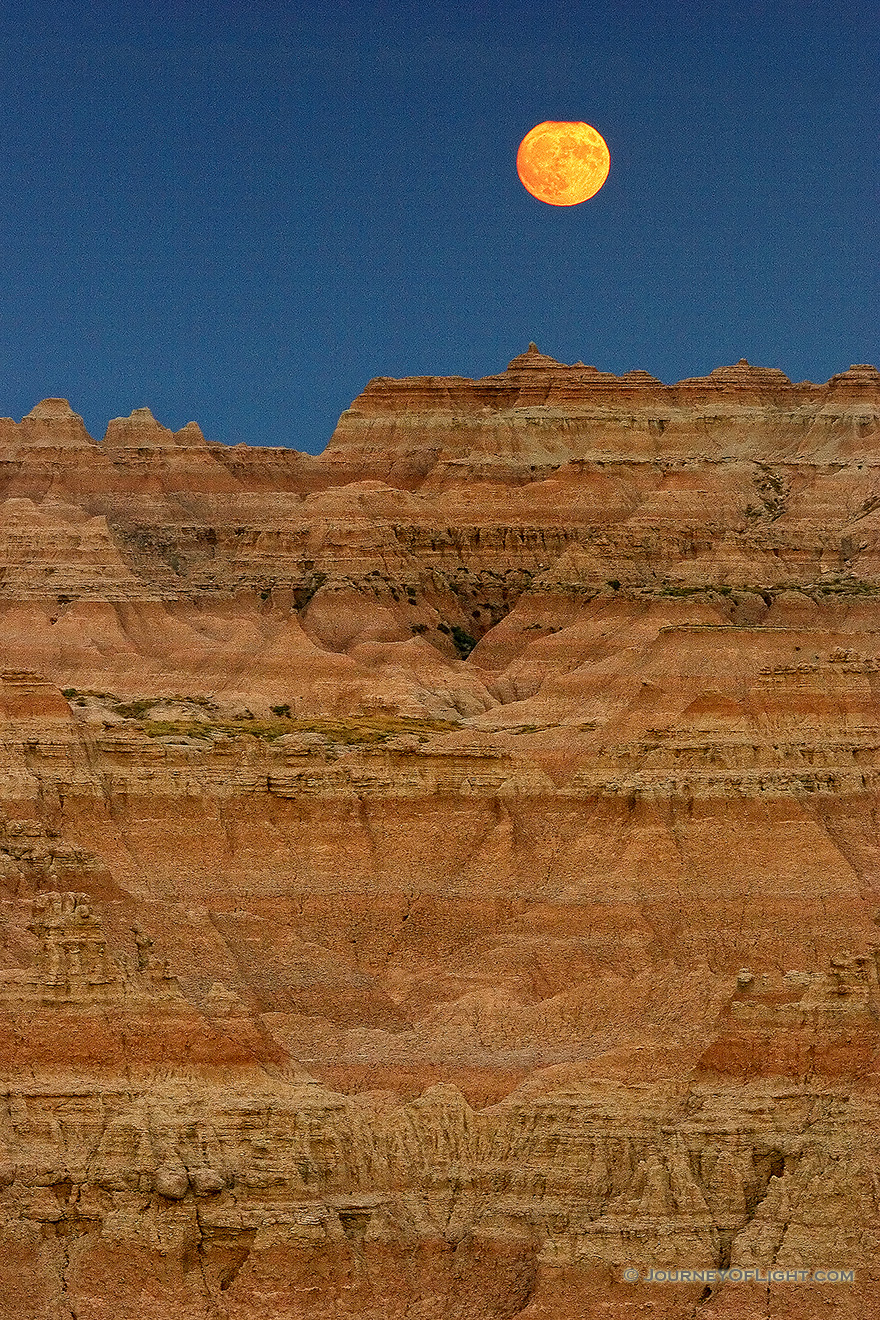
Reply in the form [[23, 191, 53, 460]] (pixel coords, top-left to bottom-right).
[[2, 352, 880, 1315]]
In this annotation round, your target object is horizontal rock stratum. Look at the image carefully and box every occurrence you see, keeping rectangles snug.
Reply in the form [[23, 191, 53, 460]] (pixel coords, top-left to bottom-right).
[[2, 349, 880, 1317]]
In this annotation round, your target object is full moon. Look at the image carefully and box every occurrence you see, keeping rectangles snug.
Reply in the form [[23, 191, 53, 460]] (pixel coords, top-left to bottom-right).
[[516, 121, 610, 206]]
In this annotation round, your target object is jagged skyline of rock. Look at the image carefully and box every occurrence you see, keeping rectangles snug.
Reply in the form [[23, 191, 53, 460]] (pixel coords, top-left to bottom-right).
[[6, 350, 879, 455]]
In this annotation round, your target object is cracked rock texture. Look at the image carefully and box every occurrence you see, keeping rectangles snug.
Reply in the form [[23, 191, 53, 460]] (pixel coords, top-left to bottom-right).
[[2, 348, 880, 1316]]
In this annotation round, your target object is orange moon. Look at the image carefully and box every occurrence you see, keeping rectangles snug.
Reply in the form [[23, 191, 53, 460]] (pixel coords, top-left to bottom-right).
[[516, 121, 610, 206]]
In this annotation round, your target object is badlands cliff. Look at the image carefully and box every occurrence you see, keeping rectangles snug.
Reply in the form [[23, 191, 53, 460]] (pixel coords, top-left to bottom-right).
[[2, 346, 880, 1317]]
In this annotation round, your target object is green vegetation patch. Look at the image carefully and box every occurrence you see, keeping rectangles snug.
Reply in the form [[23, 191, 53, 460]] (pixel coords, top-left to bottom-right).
[[61, 688, 120, 701], [450, 625, 477, 659], [144, 719, 289, 741], [814, 579, 878, 595], [651, 579, 880, 601], [63, 689, 217, 709], [115, 698, 162, 719], [143, 714, 461, 745]]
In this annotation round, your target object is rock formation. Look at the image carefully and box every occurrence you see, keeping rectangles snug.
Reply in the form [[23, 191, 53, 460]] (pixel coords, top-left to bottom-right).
[[1, 350, 880, 1316]]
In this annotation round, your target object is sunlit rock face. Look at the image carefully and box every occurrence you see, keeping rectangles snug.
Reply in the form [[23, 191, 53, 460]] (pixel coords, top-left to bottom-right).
[[1, 354, 880, 1317]]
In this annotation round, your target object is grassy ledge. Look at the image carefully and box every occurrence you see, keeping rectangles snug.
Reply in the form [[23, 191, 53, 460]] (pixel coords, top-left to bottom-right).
[[141, 715, 461, 745]]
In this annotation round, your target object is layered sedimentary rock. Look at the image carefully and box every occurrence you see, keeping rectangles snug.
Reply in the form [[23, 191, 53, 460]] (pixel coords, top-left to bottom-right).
[[2, 350, 880, 1316]]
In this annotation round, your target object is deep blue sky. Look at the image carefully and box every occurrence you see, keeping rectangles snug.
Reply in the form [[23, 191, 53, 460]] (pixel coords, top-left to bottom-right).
[[1, 1, 877, 452]]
